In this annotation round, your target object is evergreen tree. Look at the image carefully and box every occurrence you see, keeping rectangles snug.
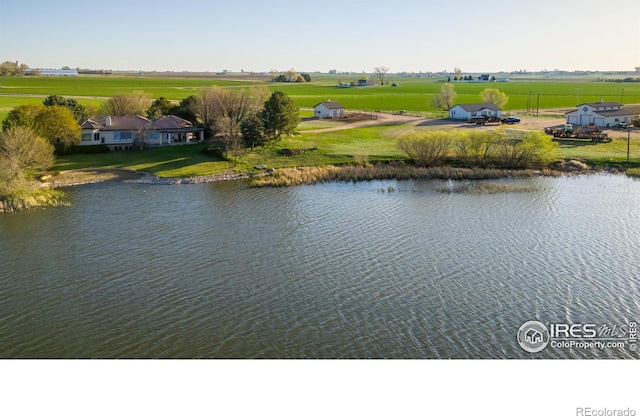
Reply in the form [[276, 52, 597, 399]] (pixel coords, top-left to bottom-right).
[[261, 91, 299, 141]]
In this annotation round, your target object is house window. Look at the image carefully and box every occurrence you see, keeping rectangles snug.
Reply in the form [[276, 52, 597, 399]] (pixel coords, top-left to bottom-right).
[[81, 133, 92, 142], [94, 132, 100, 141], [113, 131, 133, 142]]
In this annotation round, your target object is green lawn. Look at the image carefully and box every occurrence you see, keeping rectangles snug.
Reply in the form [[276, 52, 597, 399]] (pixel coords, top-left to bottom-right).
[[52, 122, 640, 178], [554, 136, 640, 168]]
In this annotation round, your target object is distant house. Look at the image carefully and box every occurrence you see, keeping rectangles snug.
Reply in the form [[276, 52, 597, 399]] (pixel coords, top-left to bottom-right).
[[448, 103, 502, 120], [80, 115, 204, 150], [565, 101, 634, 127], [313, 100, 345, 119]]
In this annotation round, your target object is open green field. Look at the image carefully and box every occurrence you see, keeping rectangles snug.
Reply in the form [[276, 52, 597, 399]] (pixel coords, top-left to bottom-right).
[[3, 74, 640, 176], [2, 74, 639, 120]]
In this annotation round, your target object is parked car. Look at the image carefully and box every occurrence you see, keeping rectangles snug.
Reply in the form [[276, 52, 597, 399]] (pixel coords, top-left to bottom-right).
[[502, 117, 521, 124]]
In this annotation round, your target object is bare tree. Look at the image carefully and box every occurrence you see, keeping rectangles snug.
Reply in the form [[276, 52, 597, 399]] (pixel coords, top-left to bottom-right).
[[431, 83, 457, 111], [101, 91, 151, 116], [453, 67, 463, 79], [216, 115, 243, 165], [193, 86, 263, 137], [0, 126, 54, 192], [374, 66, 390, 86]]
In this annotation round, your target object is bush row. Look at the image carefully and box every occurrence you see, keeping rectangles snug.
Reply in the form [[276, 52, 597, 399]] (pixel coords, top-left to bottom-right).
[[396, 129, 558, 169]]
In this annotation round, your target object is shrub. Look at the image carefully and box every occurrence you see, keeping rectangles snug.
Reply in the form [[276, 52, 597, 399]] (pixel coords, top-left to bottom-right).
[[493, 130, 557, 168], [396, 131, 452, 166], [453, 131, 499, 167], [54, 144, 110, 155]]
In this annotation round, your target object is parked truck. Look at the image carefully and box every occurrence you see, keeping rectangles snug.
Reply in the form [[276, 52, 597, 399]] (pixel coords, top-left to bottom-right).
[[544, 124, 611, 142]]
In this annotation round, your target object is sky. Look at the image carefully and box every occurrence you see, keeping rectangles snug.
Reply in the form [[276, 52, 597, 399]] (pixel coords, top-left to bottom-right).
[[1, 0, 639, 74]]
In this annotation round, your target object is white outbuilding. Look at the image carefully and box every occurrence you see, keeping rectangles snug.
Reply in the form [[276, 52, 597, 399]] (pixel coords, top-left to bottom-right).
[[448, 103, 502, 120], [313, 100, 345, 118], [565, 101, 634, 127]]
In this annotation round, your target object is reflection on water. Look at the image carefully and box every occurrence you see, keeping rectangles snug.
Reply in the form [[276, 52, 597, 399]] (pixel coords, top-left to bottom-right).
[[0, 174, 638, 358]]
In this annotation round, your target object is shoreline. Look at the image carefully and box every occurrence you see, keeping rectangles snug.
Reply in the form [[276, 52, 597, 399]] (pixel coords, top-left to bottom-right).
[[38, 160, 611, 189], [40, 168, 269, 188]]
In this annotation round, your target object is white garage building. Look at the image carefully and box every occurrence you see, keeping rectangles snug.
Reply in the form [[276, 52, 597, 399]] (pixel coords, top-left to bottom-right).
[[565, 101, 634, 127], [313, 100, 345, 118]]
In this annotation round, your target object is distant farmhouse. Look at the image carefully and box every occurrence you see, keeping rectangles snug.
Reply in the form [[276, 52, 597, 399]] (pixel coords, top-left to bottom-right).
[[565, 101, 634, 127], [448, 103, 502, 120], [313, 100, 345, 119], [80, 115, 204, 151], [24, 68, 79, 76]]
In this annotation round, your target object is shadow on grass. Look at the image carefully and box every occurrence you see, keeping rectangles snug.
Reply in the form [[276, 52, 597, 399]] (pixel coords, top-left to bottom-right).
[[53, 143, 225, 175], [554, 139, 603, 148]]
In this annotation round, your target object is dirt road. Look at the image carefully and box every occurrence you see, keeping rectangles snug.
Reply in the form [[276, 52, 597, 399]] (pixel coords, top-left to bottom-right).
[[300, 112, 639, 140]]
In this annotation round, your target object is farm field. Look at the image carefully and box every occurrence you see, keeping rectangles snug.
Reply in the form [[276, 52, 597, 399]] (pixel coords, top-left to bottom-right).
[[3, 74, 640, 176], [1, 74, 639, 121]]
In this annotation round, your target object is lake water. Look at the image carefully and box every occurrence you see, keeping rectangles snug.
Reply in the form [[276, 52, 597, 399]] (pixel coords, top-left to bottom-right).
[[0, 174, 638, 358]]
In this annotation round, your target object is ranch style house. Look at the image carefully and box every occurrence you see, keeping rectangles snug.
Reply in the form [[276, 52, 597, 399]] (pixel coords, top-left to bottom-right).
[[448, 103, 503, 120], [565, 101, 634, 127], [80, 115, 204, 151], [313, 100, 345, 118]]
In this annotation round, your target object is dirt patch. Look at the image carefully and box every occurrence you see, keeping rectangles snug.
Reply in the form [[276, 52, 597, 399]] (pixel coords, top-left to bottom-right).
[[40, 169, 144, 188]]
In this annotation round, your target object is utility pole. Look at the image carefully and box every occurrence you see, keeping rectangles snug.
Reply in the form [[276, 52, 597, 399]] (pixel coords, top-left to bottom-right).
[[628, 126, 631, 165], [536, 92, 540, 116], [621, 88, 624, 104]]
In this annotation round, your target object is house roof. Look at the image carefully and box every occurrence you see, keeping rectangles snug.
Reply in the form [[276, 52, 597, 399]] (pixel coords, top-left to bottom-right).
[[314, 101, 344, 110], [579, 101, 623, 109], [81, 115, 150, 130], [152, 115, 195, 129], [593, 109, 635, 117], [454, 103, 501, 112], [81, 115, 197, 131]]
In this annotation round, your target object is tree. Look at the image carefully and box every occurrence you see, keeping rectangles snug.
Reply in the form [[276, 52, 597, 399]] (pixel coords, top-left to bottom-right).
[[43, 95, 89, 122], [216, 115, 243, 165], [146, 97, 175, 119], [0, 126, 54, 193], [2, 104, 43, 131], [0, 61, 27, 76], [169, 95, 198, 125], [240, 113, 266, 149], [431, 83, 457, 111], [480, 88, 509, 109], [261, 91, 300, 141], [193, 86, 264, 138], [33, 106, 81, 147], [101, 91, 150, 116], [374, 66, 390, 85], [453, 67, 463, 79]]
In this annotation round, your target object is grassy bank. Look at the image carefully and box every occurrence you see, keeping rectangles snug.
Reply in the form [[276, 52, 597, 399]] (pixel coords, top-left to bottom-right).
[[0, 188, 67, 213], [247, 163, 549, 187]]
